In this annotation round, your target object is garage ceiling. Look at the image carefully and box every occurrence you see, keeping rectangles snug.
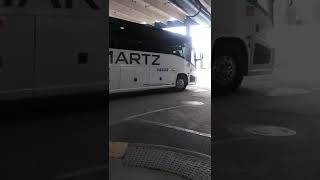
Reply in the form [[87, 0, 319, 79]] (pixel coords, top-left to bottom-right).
[[109, 0, 211, 25]]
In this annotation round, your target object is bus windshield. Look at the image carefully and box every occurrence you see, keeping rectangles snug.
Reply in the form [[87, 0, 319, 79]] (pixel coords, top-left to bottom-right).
[[167, 43, 188, 59]]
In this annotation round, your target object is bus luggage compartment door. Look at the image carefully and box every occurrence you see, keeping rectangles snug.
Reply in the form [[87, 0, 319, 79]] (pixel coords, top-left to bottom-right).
[[149, 66, 175, 86], [109, 65, 120, 90], [34, 16, 107, 95], [120, 66, 148, 89], [0, 16, 34, 99]]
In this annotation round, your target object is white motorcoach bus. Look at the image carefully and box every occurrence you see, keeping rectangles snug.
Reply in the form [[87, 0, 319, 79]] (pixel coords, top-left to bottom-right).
[[213, 0, 275, 92], [109, 17, 196, 94], [0, 0, 107, 100]]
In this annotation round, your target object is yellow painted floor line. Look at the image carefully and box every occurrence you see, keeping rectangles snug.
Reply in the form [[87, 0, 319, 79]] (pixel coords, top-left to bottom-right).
[[109, 142, 128, 159]]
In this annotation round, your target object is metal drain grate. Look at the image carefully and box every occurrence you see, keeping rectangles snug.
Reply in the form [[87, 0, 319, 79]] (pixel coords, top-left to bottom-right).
[[122, 143, 211, 180]]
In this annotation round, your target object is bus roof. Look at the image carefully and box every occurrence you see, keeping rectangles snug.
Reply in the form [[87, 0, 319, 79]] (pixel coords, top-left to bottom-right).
[[110, 17, 191, 44]]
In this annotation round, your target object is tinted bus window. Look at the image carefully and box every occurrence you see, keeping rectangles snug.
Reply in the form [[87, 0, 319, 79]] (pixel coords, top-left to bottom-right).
[[110, 18, 191, 60]]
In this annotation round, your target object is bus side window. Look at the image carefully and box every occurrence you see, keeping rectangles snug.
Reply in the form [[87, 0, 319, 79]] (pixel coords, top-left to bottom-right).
[[113, 29, 128, 50], [2, 0, 28, 7], [137, 41, 144, 51], [49, 0, 100, 9], [51, 0, 62, 8], [110, 34, 122, 49], [3, 0, 12, 6], [110, 39, 115, 48], [66, 0, 73, 8], [18, 0, 27, 7], [84, 0, 100, 10]]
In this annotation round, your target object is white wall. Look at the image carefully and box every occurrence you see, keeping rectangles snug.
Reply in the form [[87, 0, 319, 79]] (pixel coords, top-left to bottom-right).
[[274, 0, 297, 26]]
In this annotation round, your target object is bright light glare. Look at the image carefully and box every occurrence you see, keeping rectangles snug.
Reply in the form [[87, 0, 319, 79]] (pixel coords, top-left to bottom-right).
[[194, 68, 211, 89], [163, 25, 211, 88], [191, 25, 211, 69], [169, 17, 177, 21], [163, 25, 211, 69], [267, 24, 320, 85], [163, 27, 187, 35]]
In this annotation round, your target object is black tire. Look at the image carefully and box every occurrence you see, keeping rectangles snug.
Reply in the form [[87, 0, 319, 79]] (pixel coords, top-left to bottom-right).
[[175, 74, 188, 91], [213, 49, 244, 94]]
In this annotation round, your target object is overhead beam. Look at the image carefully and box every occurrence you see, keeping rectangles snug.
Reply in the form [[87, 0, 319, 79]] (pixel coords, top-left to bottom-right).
[[111, 0, 169, 23], [110, 0, 155, 24], [135, 0, 172, 21], [109, 10, 142, 24], [199, 0, 211, 13], [158, 0, 188, 15], [137, 0, 186, 22]]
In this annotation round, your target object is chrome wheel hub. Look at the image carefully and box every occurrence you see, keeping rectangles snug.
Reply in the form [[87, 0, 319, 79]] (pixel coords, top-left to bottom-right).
[[213, 56, 236, 85], [176, 79, 185, 89]]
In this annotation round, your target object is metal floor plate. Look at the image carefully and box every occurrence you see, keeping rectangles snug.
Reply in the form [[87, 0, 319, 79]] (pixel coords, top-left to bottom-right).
[[109, 143, 211, 180], [123, 143, 211, 180], [109, 119, 212, 179], [109, 159, 186, 180]]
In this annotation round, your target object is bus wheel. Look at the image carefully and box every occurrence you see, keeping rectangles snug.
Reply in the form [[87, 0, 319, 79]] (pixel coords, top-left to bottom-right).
[[213, 53, 243, 93], [175, 75, 187, 91]]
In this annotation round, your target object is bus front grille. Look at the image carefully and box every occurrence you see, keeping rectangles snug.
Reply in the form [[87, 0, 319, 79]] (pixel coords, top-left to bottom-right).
[[190, 75, 196, 82], [253, 43, 271, 65]]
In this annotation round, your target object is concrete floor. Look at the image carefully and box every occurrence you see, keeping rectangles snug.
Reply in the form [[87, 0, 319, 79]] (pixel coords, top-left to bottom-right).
[[5, 65, 320, 179], [215, 75, 320, 179], [0, 93, 107, 180], [1, 69, 212, 180], [109, 77, 212, 179], [215, 27, 320, 179], [109, 69, 211, 179], [109, 90, 211, 150]]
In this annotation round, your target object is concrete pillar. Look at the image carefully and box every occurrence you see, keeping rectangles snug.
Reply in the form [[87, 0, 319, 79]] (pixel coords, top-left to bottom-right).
[[184, 18, 193, 63], [184, 17, 192, 38]]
